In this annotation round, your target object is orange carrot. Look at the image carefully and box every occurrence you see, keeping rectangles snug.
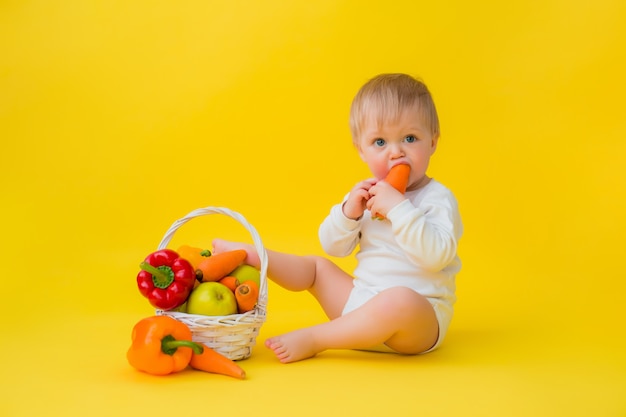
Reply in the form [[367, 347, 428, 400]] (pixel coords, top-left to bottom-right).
[[189, 344, 246, 379], [385, 163, 410, 193], [235, 280, 259, 313], [218, 276, 240, 292], [196, 249, 247, 282], [373, 164, 411, 220]]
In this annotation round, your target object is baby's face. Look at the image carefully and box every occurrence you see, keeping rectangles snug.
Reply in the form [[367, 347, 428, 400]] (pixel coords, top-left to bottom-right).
[[356, 107, 438, 189]]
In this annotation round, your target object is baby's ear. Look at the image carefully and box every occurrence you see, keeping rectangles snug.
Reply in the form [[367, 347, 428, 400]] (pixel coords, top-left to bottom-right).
[[430, 134, 440, 154], [356, 144, 366, 161]]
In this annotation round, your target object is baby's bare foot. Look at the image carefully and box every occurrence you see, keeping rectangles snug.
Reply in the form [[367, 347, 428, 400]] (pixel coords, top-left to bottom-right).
[[264, 329, 321, 363], [212, 239, 261, 268]]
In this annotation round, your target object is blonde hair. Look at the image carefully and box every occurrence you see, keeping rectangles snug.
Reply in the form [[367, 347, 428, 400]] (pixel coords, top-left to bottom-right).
[[349, 73, 440, 144]]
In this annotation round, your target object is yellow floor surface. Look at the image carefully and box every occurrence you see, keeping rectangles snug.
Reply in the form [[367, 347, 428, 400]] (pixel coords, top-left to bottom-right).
[[2, 1, 626, 416], [2, 240, 625, 417]]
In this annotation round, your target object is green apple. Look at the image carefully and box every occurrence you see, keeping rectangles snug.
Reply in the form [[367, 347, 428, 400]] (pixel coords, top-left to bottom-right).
[[231, 264, 261, 288], [187, 282, 238, 316]]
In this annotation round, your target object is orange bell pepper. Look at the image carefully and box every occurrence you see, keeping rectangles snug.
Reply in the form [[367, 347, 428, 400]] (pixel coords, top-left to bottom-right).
[[126, 315, 203, 376], [176, 245, 212, 270]]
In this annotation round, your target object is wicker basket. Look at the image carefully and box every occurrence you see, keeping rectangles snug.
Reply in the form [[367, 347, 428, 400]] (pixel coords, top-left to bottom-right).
[[155, 207, 268, 361]]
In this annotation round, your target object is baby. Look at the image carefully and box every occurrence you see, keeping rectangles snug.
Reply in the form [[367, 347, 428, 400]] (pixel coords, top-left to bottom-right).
[[214, 73, 463, 363]]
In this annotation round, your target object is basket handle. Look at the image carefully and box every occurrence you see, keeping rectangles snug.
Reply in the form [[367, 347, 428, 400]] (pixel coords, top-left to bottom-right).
[[156, 207, 269, 308]]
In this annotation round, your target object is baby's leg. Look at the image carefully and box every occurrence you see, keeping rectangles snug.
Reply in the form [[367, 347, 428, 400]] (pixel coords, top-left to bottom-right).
[[212, 239, 354, 319], [265, 286, 438, 363]]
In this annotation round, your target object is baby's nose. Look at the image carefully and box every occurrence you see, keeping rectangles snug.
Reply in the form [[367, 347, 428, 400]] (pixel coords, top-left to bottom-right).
[[389, 144, 405, 158]]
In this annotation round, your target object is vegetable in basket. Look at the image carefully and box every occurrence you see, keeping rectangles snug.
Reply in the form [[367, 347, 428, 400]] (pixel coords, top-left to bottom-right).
[[235, 280, 259, 313], [136, 249, 196, 310], [176, 245, 211, 270], [195, 249, 247, 282], [218, 276, 240, 291], [127, 315, 246, 379]]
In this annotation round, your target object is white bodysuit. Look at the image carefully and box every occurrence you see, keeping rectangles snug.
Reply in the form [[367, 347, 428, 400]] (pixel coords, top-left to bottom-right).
[[318, 179, 463, 352]]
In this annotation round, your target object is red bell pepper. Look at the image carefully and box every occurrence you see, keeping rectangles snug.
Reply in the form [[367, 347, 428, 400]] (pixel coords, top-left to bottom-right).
[[137, 249, 195, 310]]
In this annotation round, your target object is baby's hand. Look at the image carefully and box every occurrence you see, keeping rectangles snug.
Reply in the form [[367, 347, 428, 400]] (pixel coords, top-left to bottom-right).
[[366, 180, 406, 219], [343, 178, 377, 220]]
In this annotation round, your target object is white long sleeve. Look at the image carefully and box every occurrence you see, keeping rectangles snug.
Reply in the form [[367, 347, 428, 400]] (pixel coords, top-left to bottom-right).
[[318, 179, 462, 304], [387, 184, 462, 272], [318, 198, 362, 257]]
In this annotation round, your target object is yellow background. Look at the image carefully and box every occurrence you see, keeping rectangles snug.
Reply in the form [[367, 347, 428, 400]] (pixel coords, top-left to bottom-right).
[[1, 1, 625, 416]]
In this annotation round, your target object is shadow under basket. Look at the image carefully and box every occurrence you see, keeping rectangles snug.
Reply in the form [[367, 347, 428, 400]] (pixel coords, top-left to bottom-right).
[[155, 207, 268, 361]]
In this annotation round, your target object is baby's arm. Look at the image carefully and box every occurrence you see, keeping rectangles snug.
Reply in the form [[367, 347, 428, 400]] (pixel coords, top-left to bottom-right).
[[388, 193, 462, 272], [318, 179, 375, 257]]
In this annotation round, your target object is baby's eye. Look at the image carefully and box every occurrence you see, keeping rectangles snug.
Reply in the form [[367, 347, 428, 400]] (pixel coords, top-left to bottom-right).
[[404, 135, 417, 143], [374, 138, 386, 147]]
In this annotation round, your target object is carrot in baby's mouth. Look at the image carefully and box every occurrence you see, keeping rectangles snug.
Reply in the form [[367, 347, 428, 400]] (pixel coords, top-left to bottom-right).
[[373, 164, 411, 220]]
